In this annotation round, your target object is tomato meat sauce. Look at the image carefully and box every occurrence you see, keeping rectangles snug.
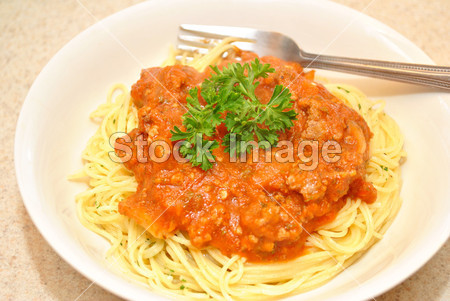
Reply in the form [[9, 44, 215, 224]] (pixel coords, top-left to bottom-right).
[[116, 53, 376, 262]]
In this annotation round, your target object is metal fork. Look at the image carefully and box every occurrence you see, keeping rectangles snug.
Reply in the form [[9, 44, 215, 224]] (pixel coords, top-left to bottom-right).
[[178, 24, 450, 90]]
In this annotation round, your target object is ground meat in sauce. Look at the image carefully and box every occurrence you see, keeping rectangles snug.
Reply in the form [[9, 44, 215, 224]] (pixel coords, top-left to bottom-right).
[[115, 52, 377, 263]]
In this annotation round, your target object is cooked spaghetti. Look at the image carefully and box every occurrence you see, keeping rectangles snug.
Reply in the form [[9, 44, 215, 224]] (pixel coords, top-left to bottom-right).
[[69, 39, 405, 300]]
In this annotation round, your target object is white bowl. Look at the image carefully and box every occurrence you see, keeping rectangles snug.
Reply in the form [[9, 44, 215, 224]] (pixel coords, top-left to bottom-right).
[[15, 0, 450, 300]]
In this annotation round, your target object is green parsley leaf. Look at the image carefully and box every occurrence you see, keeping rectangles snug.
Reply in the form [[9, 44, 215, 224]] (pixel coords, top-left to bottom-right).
[[170, 58, 297, 169], [337, 86, 350, 93], [170, 87, 221, 171], [257, 85, 297, 131]]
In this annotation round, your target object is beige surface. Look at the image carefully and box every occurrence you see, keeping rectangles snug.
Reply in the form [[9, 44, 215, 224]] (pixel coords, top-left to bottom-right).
[[0, 0, 448, 300]]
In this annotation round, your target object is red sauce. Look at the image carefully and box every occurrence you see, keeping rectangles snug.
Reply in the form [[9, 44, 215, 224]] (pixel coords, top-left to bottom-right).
[[116, 53, 376, 262]]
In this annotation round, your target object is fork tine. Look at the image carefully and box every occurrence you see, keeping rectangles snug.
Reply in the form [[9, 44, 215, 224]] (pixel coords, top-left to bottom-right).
[[180, 24, 258, 40]]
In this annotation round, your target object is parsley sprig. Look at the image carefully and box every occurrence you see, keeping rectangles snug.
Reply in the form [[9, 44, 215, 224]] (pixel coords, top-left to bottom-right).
[[170, 87, 221, 170], [170, 58, 297, 170]]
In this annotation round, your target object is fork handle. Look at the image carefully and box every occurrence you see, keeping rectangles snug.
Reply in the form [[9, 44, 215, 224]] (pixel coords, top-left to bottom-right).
[[302, 52, 450, 90]]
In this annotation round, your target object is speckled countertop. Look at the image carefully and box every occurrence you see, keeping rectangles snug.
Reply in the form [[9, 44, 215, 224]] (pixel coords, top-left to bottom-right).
[[0, 0, 448, 300]]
